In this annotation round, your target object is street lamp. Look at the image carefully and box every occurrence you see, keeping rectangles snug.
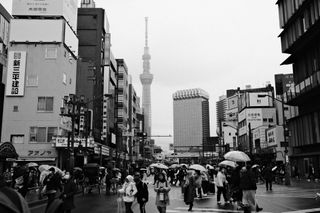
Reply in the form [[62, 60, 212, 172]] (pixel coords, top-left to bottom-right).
[[257, 94, 290, 186]]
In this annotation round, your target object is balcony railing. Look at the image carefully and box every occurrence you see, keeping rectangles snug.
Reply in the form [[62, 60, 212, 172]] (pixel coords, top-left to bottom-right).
[[284, 70, 320, 104]]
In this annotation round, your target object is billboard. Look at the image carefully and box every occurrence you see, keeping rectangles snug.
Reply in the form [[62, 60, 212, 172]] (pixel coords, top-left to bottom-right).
[[248, 92, 271, 107], [10, 19, 64, 43], [6, 51, 27, 96], [12, 0, 78, 31]]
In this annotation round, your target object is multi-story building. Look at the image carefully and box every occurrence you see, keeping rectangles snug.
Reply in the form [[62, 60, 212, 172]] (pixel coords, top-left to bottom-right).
[[1, 0, 78, 166], [277, 0, 320, 177], [0, 4, 10, 140], [128, 77, 142, 162], [77, 0, 108, 143], [173, 88, 210, 162], [216, 95, 227, 134], [237, 86, 276, 154], [116, 59, 130, 165]]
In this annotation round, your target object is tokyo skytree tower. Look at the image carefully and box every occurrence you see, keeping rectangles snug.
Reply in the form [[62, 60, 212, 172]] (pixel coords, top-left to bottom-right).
[[140, 17, 153, 136]]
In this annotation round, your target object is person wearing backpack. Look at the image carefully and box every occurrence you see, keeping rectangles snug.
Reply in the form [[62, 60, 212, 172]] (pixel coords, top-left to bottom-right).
[[154, 172, 171, 213], [118, 175, 137, 213], [134, 172, 149, 213]]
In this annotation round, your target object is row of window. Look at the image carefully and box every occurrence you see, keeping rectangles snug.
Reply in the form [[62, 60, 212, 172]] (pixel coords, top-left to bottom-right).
[[292, 39, 320, 83], [25, 72, 69, 87], [238, 118, 274, 128], [11, 126, 58, 144], [289, 111, 320, 147], [278, 0, 306, 28], [280, 0, 320, 52]]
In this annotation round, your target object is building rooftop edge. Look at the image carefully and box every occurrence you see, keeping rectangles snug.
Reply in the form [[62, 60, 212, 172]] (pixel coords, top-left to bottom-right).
[[173, 88, 209, 100]]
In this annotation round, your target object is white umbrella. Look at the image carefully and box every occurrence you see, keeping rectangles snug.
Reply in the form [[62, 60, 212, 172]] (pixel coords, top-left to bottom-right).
[[252, 164, 259, 169], [169, 164, 180, 169], [189, 164, 207, 172], [38, 165, 51, 172], [27, 162, 38, 167], [224, 151, 251, 162], [179, 164, 188, 168], [206, 164, 214, 170], [149, 163, 168, 170], [219, 160, 238, 168]]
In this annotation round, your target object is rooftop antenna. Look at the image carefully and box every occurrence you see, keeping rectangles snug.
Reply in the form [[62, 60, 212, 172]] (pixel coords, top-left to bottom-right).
[[145, 17, 148, 47]]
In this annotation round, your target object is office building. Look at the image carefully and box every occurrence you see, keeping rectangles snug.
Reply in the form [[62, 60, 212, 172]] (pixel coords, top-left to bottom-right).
[[216, 95, 227, 134], [277, 0, 320, 177], [0, 4, 10, 140], [1, 0, 78, 165], [173, 88, 210, 159]]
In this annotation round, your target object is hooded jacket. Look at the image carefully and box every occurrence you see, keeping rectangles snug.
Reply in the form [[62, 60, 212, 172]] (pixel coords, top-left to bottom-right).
[[119, 175, 137, 202]]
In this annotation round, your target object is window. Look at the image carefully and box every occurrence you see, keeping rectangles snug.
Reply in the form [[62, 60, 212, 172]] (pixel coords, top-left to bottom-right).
[[263, 118, 268, 122], [257, 99, 261, 104], [45, 48, 57, 59], [30, 127, 57, 142], [47, 127, 58, 142], [37, 97, 54, 112], [26, 74, 38, 87], [269, 118, 274, 122], [11, 135, 24, 144], [30, 127, 47, 142], [13, 105, 18, 112]]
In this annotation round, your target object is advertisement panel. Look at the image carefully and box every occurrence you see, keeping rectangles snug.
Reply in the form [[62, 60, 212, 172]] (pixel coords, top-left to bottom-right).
[[12, 0, 78, 31], [64, 22, 79, 56], [10, 19, 64, 43], [248, 92, 271, 107], [6, 51, 27, 96]]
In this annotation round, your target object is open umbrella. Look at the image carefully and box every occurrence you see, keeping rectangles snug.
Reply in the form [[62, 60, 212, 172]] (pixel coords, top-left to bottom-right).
[[224, 151, 250, 162], [179, 163, 188, 168], [219, 160, 238, 168], [27, 162, 38, 167], [112, 168, 121, 172], [206, 164, 214, 170], [252, 164, 259, 169], [50, 166, 63, 175], [189, 164, 207, 172], [169, 164, 180, 169], [38, 165, 51, 172], [73, 167, 83, 172], [149, 163, 168, 170]]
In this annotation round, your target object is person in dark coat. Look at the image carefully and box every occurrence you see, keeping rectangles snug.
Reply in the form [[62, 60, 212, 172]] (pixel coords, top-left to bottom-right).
[[263, 165, 273, 191], [44, 168, 62, 211], [0, 174, 31, 213], [184, 171, 196, 212], [230, 166, 242, 207], [134, 172, 149, 213], [61, 172, 77, 213]]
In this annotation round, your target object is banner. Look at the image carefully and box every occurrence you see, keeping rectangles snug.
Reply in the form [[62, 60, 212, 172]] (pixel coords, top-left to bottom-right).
[[6, 51, 27, 96]]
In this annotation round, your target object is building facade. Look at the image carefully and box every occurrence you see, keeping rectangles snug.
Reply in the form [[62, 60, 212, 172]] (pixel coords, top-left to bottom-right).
[[277, 0, 320, 178], [1, 0, 78, 165], [173, 88, 210, 158], [0, 4, 10, 140]]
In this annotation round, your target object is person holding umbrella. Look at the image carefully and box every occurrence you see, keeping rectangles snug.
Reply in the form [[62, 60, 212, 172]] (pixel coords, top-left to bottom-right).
[[154, 173, 171, 213], [183, 170, 196, 211], [60, 172, 77, 213], [216, 167, 229, 205]]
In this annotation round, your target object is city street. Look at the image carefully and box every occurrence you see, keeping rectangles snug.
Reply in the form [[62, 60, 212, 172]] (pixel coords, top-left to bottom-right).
[[30, 177, 320, 213]]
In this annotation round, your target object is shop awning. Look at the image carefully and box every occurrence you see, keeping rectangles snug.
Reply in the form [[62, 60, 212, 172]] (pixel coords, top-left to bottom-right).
[[0, 142, 18, 159]]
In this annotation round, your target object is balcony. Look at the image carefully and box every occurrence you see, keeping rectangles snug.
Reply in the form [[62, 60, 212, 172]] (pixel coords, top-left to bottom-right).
[[284, 70, 320, 105]]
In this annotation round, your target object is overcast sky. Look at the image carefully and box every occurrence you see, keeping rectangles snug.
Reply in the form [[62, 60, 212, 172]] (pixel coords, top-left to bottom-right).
[[2, 0, 291, 152]]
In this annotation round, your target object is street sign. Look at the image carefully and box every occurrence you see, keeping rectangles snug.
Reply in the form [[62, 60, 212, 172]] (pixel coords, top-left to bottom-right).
[[280, 141, 288, 147]]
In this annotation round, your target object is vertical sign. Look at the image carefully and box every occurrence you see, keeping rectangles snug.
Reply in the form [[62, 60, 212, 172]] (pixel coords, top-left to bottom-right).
[[6, 51, 27, 96]]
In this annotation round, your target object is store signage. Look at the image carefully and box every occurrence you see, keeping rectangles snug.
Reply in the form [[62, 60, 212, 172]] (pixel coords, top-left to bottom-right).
[[12, 0, 78, 31], [52, 137, 94, 148], [27, 149, 55, 157], [94, 144, 110, 156], [6, 51, 27, 96]]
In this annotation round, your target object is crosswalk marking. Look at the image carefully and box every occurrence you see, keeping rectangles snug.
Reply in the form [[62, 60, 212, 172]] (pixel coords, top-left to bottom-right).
[[283, 207, 320, 213], [167, 207, 273, 213]]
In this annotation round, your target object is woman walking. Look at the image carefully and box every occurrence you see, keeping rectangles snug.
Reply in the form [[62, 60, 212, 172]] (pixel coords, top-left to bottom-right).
[[154, 173, 171, 213], [184, 171, 196, 211], [216, 167, 228, 205], [61, 172, 77, 213], [118, 175, 137, 213]]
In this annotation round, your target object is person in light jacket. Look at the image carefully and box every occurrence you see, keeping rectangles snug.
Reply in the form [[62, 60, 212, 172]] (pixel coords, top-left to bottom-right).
[[119, 175, 137, 213], [154, 173, 171, 213], [216, 167, 228, 205]]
